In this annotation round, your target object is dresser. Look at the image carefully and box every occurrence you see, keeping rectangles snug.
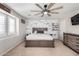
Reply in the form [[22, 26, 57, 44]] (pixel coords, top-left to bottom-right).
[[63, 33, 79, 53]]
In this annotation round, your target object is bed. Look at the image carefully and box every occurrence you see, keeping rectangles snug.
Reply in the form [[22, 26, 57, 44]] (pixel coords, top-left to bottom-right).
[[25, 28, 54, 48]]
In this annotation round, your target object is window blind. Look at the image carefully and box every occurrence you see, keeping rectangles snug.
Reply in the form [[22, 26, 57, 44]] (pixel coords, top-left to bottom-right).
[[0, 11, 16, 38], [8, 16, 16, 35], [0, 12, 6, 37]]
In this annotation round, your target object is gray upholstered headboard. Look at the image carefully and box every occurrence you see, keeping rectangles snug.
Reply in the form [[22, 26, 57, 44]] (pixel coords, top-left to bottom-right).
[[32, 28, 48, 33]]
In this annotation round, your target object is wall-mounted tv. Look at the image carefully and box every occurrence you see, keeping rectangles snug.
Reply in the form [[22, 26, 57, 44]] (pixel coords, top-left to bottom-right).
[[71, 14, 79, 25]]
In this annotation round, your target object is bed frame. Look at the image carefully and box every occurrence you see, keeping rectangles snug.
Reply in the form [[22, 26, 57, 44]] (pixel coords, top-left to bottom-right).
[[25, 28, 55, 48], [25, 40, 55, 48]]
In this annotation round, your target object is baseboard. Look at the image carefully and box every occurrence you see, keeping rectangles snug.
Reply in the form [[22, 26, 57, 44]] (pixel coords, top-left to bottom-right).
[[0, 39, 24, 56]]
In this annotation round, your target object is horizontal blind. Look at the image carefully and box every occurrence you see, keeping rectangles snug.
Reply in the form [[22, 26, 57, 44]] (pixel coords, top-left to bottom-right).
[[8, 16, 16, 35], [0, 12, 6, 37]]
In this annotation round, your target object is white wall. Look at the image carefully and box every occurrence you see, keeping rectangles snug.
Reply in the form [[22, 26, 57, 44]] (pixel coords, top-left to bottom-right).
[[0, 9, 26, 55], [56, 9, 79, 40], [65, 17, 79, 34], [59, 19, 66, 40], [65, 9, 79, 34]]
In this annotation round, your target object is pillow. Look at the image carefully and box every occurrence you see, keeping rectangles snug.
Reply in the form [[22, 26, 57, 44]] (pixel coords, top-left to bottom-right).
[[34, 31, 37, 34], [44, 31, 47, 34]]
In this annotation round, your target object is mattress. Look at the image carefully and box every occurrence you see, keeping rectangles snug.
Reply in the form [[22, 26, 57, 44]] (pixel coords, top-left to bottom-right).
[[26, 34, 53, 40]]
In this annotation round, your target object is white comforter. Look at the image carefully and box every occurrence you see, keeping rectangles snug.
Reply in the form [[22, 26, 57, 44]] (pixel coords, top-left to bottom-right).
[[26, 34, 53, 40]]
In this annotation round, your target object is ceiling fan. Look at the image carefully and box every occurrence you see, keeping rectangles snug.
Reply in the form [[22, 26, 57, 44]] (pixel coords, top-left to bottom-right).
[[31, 3, 63, 17]]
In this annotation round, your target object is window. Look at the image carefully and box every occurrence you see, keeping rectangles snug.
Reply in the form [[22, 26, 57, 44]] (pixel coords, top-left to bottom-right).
[[8, 16, 16, 35], [0, 12, 6, 37], [0, 10, 17, 38]]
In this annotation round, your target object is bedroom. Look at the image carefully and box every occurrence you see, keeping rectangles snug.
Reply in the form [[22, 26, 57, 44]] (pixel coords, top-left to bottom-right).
[[0, 3, 79, 56]]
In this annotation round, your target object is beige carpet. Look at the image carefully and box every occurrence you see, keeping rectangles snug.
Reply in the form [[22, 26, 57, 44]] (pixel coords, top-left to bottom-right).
[[4, 40, 79, 56]]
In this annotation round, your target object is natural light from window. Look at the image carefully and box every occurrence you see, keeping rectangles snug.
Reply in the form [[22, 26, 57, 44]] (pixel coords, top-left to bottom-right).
[[0, 9, 19, 38]]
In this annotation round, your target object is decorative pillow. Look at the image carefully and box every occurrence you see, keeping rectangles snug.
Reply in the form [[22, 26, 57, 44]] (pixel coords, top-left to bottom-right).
[[34, 31, 37, 34], [44, 31, 47, 34]]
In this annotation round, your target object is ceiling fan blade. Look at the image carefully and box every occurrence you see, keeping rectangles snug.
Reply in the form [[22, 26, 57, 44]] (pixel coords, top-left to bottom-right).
[[47, 3, 55, 10], [50, 6, 63, 11], [35, 4, 44, 10], [47, 13, 51, 16], [32, 12, 42, 15], [41, 13, 44, 17], [31, 10, 42, 12], [50, 12, 59, 14]]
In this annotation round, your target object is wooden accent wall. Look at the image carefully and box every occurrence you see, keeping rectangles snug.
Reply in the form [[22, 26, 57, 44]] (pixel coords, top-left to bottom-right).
[[0, 3, 11, 13]]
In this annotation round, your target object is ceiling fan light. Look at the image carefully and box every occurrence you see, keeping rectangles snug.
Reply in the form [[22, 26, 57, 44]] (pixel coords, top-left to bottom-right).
[[44, 12, 47, 14]]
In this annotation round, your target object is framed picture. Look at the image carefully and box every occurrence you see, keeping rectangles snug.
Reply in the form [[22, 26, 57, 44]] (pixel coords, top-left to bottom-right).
[[21, 19, 25, 24]]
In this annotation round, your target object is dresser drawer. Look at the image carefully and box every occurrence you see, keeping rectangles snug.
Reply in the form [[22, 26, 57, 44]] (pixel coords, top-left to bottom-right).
[[63, 33, 79, 54], [75, 49, 79, 53], [67, 42, 79, 50]]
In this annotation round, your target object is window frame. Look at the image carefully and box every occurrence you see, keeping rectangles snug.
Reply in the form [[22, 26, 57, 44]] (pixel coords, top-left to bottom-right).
[[0, 9, 19, 38], [0, 12, 7, 37], [7, 16, 16, 35]]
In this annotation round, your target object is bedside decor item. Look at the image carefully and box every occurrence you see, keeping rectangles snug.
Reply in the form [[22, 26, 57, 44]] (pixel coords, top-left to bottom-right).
[[21, 19, 25, 24], [52, 23, 59, 31]]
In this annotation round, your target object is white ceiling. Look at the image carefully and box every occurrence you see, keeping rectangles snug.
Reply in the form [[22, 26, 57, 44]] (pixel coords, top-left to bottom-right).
[[6, 3, 79, 19]]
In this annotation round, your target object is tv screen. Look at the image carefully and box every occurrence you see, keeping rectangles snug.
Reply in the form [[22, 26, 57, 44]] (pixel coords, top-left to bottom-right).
[[71, 14, 79, 25]]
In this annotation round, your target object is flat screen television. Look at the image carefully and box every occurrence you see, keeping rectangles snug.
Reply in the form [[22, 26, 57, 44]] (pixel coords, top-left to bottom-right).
[[71, 14, 79, 25]]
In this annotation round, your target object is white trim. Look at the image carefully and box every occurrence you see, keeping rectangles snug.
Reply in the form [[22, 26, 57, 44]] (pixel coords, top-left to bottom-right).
[[0, 8, 18, 19]]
